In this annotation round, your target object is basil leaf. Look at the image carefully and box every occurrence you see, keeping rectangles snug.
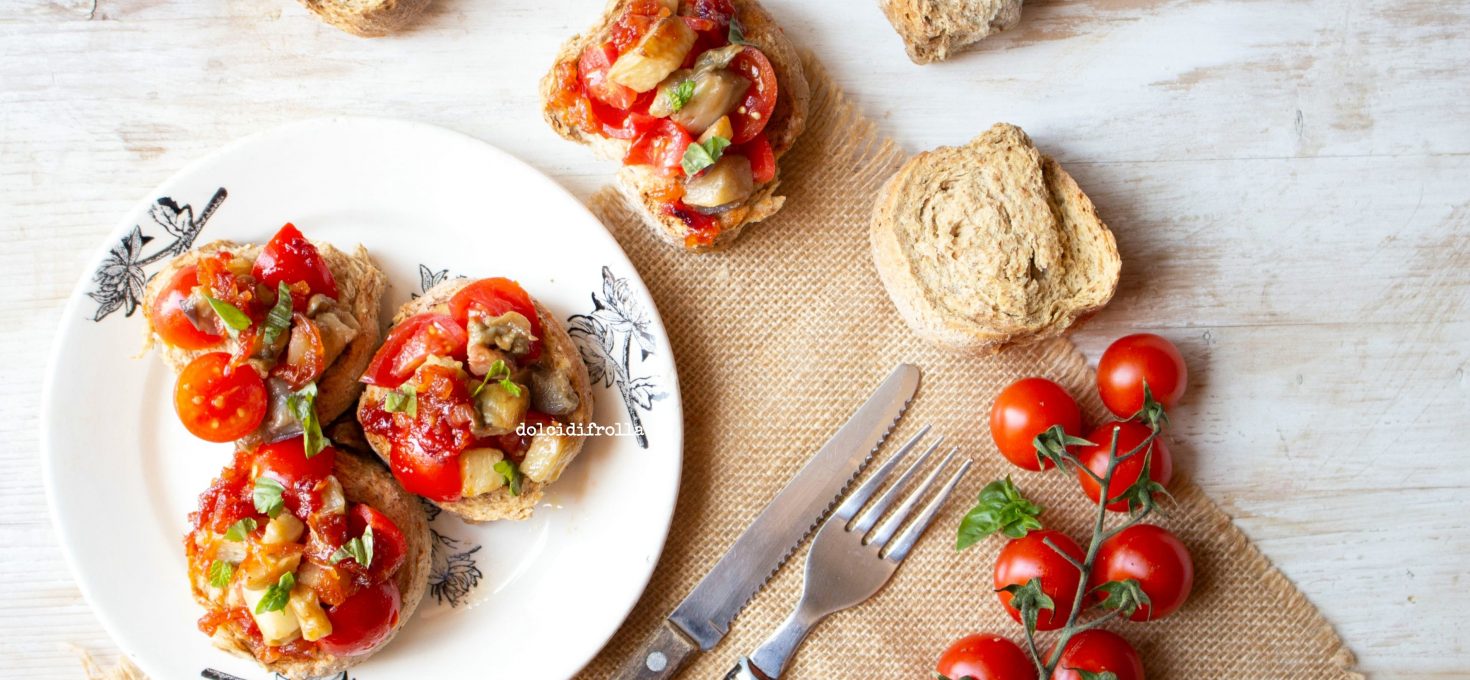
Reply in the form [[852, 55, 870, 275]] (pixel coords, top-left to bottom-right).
[[680, 136, 731, 176], [254, 571, 295, 614], [494, 459, 522, 497], [260, 282, 293, 347], [224, 517, 258, 542], [204, 296, 251, 338], [207, 560, 235, 588], [474, 359, 521, 398], [666, 78, 695, 113], [956, 477, 1044, 550], [252, 477, 286, 518], [383, 387, 418, 416], [328, 525, 374, 568], [287, 383, 331, 458], [728, 16, 746, 45]]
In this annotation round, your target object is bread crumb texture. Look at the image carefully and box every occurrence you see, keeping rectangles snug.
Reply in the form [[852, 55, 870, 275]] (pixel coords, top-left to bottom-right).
[[297, 0, 432, 37], [880, 0, 1022, 64], [870, 122, 1120, 353]]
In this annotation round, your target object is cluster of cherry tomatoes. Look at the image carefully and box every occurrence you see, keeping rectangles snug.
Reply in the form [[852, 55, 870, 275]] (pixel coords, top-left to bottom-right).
[[938, 334, 1196, 680]]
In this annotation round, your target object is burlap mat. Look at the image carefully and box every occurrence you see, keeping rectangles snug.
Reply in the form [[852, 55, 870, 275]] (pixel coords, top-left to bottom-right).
[[577, 53, 1362, 679]]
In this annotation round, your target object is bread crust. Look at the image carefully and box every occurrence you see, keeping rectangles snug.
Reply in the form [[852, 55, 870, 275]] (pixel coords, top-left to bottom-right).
[[356, 279, 595, 522], [880, 0, 1023, 64], [869, 123, 1120, 353], [142, 238, 387, 428], [194, 449, 431, 679], [540, 0, 810, 251], [297, 0, 433, 38]]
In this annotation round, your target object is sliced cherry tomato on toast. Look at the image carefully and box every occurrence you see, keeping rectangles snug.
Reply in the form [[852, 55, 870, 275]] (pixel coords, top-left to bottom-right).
[[361, 313, 468, 389], [320, 581, 401, 657], [343, 504, 407, 583], [174, 353, 267, 442], [579, 43, 639, 110], [737, 133, 776, 184], [252, 223, 339, 300], [364, 363, 475, 502], [728, 47, 778, 144], [1076, 420, 1173, 512], [989, 377, 1083, 472], [625, 118, 694, 177], [253, 437, 337, 515], [270, 313, 326, 390], [447, 278, 543, 362], [150, 264, 224, 350]]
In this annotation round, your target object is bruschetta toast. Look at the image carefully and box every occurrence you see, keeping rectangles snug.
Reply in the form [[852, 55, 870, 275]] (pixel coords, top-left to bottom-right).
[[185, 437, 430, 679], [144, 223, 386, 447], [356, 277, 594, 522], [542, 0, 809, 251]]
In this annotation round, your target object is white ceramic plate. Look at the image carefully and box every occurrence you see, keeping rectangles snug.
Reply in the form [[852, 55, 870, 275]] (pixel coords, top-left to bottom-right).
[[41, 118, 682, 680]]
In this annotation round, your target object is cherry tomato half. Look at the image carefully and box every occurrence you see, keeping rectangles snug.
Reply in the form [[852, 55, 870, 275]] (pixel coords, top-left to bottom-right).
[[366, 363, 475, 502], [936, 634, 1032, 680], [993, 530, 1086, 631], [252, 223, 339, 301], [1091, 524, 1194, 621], [319, 581, 401, 657], [626, 119, 694, 177], [737, 133, 776, 184], [1076, 421, 1173, 513], [579, 43, 638, 110], [1052, 630, 1145, 680], [361, 313, 468, 389], [1098, 333, 1188, 417], [149, 265, 224, 350], [728, 47, 778, 143], [343, 504, 408, 583], [447, 278, 543, 361], [252, 437, 337, 515], [174, 353, 267, 442], [989, 377, 1083, 472]]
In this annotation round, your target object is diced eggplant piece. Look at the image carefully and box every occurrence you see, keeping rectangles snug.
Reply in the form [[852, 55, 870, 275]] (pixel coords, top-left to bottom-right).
[[473, 381, 530, 436], [683, 155, 755, 208], [468, 311, 536, 360], [670, 69, 749, 136], [288, 584, 332, 642], [180, 289, 221, 337], [459, 447, 507, 498], [607, 16, 697, 92], [521, 432, 580, 484], [314, 476, 346, 517], [530, 364, 580, 416], [694, 44, 744, 72], [647, 68, 694, 118], [241, 584, 301, 647], [308, 295, 359, 366], [253, 377, 304, 445]]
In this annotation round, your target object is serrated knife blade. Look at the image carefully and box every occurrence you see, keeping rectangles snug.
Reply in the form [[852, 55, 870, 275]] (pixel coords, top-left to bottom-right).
[[614, 364, 921, 679]]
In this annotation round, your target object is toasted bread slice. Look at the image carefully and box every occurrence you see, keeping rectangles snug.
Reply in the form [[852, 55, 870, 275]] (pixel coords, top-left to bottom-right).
[[357, 279, 595, 522], [143, 239, 386, 429], [880, 0, 1023, 64], [870, 123, 1120, 352], [193, 448, 431, 679], [297, 0, 432, 37], [541, 0, 810, 251]]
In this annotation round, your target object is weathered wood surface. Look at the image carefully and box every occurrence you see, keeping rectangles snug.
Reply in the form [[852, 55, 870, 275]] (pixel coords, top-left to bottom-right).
[[2, 0, 1466, 677]]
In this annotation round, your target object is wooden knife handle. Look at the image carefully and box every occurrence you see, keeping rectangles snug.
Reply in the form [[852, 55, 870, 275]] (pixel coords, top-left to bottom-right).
[[614, 619, 701, 680]]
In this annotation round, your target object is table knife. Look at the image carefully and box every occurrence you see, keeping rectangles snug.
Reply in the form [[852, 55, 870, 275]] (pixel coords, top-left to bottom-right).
[[613, 364, 922, 679]]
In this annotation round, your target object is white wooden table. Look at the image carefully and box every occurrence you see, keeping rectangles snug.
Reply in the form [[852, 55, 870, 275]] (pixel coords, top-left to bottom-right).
[[3, 1, 1466, 677]]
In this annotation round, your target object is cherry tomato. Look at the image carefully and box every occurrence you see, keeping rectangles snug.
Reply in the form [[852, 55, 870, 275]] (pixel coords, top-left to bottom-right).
[[579, 43, 638, 110], [993, 530, 1086, 631], [1098, 333, 1188, 417], [626, 119, 694, 177], [737, 133, 776, 184], [252, 437, 337, 515], [149, 265, 224, 350], [1076, 421, 1173, 513], [361, 313, 468, 389], [174, 353, 267, 442], [319, 581, 401, 657], [197, 251, 258, 315], [344, 504, 408, 583], [252, 223, 338, 301], [936, 634, 1032, 680], [270, 313, 325, 390], [1052, 630, 1144, 680], [728, 47, 778, 143], [363, 363, 475, 502], [446, 278, 543, 340], [1091, 524, 1194, 621], [989, 377, 1082, 472]]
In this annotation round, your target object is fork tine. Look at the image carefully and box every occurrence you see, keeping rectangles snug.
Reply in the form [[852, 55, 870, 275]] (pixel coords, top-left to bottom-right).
[[883, 457, 973, 562], [832, 425, 933, 523], [850, 437, 941, 535], [865, 447, 957, 546]]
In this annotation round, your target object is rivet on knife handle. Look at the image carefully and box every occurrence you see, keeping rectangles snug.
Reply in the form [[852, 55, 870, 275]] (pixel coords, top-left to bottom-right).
[[614, 620, 700, 680]]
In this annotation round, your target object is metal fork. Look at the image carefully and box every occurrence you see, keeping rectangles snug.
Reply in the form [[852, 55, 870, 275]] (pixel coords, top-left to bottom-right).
[[726, 426, 972, 679]]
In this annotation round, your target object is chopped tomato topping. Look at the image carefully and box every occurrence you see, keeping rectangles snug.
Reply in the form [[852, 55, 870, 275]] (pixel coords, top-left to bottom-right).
[[361, 313, 468, 389], [252, 223, 339, 300]]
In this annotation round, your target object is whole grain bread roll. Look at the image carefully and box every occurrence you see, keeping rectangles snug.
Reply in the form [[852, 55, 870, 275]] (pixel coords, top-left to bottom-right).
[[870, 123, 1120, 353], [540, 0, 810, 251], [880, 0, 1023, 64], [297, 0, 432, 37], [357, 279, 595, 522]]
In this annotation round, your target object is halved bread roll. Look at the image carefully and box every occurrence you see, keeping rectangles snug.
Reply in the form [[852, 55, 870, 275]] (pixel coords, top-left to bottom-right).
[[356, 278, 595, 522], [870, 123, 1120, 352]]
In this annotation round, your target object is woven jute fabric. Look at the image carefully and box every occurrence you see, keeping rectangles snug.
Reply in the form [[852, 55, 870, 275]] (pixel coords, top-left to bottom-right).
[[578, 53, 1361, 679]]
